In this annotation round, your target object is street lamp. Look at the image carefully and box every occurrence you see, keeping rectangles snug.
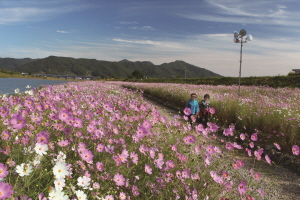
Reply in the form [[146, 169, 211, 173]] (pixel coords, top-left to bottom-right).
[[233, 29, 253, 96]]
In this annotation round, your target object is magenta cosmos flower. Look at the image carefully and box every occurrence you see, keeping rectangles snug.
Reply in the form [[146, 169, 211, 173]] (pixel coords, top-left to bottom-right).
[[10, 114, 26, 129], [183, 107, 191, 115], [0, 182, 14, 199], [209, 107, 215, 114], [292, 145, 300, 155]]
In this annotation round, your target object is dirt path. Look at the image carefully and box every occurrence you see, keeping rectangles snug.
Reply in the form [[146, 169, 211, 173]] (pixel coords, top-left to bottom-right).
[[143, 95, 300, 200]]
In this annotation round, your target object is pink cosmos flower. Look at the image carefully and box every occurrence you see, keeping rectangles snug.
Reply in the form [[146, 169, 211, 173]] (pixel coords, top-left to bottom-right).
[[0, 163, 9, 178], [246, 195, 254, 200], [0, 106, 10, 118], [93, 182, 100, 189], [251, 133, 258, 141], [0, 182, 14, 199], [36, 131, 50, 144], [130, 152, 138, 164], [96, 162, 104, 171], [142, 119, 152, 129], [265, 155, 272, 164], [257, 188, 265, 197], [114, 173, 125, 186], [238, 181, 247, 195], [274, 143, 281, 150], [254, 172, 261, 181], [240, 133, 246, 140], [206, 145, 215, 155], [182, 169, 191, 178], [183, 135, 196, 145], [249, 142, 255, 148], [1, 131, 11, 140], [145, 164, 152, 174], [73, 117, 83, 128], [292, 145, 299, 155], [170, 145, 177, 152], [105, 195, 114, 200], [225, 142, 234, 150], [58, 110, 72, 122], [119, 192, 126, 200], [57, 140, 70, 147], [10, 114, 26, 129], [78, 148, 94, 164], [139, 144, 148, 155], [96, 143, 105, 152], [132, 185, 139, 196]]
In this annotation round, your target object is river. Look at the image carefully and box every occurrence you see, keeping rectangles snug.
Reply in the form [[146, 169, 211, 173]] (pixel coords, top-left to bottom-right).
[[0, 78, 70, 94]]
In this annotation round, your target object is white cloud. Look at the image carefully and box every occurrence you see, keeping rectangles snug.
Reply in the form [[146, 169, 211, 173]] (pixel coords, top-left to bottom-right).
[[129, 26, 155, 31], [179, 0, 300, 26], [57, 30, 69, 34], [0, 1, 94, 24], [119, 21, 138, 25]]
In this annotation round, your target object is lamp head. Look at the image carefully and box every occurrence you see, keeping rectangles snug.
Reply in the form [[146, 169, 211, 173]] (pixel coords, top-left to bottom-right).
[[246, 34, 253, 41], [234, 31, 239, 38], [239, 29, 247, 36]]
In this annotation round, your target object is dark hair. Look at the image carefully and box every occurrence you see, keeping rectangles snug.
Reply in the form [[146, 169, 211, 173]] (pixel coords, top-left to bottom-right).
[[204, 94, 210, 99], [190, 93, 197, 97]]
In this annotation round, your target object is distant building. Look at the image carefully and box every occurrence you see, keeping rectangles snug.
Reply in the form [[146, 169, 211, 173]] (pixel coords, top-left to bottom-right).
[[292, 69, 300, 74]]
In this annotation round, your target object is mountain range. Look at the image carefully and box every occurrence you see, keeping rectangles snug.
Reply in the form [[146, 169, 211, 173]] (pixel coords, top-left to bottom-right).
[[0, 56, 222, 78]]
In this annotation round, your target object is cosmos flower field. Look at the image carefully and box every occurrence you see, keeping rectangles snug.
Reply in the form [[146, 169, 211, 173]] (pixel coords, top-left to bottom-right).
[[0, 81, 298, 199], [121, 82, 300, 152]]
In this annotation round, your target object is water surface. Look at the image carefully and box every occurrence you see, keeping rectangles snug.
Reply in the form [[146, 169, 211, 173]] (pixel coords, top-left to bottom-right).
[[0, 78, 70, 94]]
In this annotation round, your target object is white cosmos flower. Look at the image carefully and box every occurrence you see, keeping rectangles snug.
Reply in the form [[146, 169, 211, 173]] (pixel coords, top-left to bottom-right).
[[49, 189, 69, 200], [75, 190, 87, 200], [54, 178, 66, 191], [26, 85, 31, 89], [14, 88, 20, 94], [34, 143, 49, 156], [54, 151, 67, 163], [16, 163, 33, 176], [77, 175, 91, 188], [53, 162, 69, 179]]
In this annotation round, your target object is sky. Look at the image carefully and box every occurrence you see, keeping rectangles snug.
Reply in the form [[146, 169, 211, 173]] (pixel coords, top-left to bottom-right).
[[1, 0, 300, 77]]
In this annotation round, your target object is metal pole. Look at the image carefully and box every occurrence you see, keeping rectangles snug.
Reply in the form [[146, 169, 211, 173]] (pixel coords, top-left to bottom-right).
[[238, 37, 243, 96]]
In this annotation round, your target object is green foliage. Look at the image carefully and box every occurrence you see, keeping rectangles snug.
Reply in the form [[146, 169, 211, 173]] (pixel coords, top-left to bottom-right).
[[131, 70, 144, 79]]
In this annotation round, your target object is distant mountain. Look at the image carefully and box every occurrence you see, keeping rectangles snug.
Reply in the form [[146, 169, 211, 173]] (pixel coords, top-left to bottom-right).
[[0, 57, 36, 71], [1, 56, 223, 78]]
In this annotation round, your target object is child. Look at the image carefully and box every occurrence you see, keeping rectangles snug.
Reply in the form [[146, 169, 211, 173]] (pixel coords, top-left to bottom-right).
[[199, 94, 210, 128], [185, 93, 200, 126]]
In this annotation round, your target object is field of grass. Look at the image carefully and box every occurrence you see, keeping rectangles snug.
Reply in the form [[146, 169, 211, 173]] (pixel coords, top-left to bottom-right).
[[0, 81, 272, 199]]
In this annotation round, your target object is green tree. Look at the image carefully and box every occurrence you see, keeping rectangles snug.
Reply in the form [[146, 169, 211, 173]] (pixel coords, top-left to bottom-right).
[[131, 70, 144, 79]]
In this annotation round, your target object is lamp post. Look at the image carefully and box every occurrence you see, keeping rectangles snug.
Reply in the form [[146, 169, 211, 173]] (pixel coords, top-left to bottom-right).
[[233, 29, 252, 96]]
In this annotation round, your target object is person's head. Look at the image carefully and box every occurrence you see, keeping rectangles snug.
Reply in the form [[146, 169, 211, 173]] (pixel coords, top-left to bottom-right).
[[204, 94, 210, 101], [190, 93, 197, 99]]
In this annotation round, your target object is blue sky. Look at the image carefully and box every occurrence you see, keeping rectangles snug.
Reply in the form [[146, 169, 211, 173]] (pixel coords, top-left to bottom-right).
[[1, 0, 300, 77]]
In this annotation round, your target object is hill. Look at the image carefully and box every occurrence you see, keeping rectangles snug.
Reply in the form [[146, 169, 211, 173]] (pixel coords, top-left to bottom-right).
[[0, 57, 36, 71], [1, 56, 222, 78]]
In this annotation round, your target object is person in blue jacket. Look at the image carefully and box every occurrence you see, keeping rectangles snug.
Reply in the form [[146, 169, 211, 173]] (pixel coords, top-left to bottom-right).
[[185, 93, 200, 126]]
